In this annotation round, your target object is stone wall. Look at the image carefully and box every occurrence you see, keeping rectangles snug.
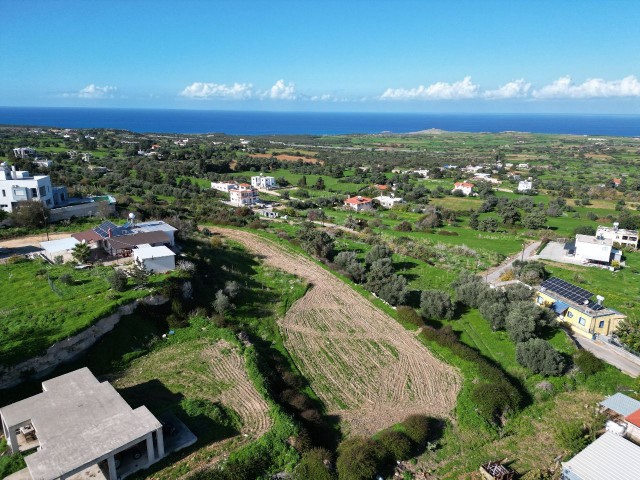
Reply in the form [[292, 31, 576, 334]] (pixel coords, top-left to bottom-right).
[[0, 294, 168, 390], [48, 202, 115, 222]]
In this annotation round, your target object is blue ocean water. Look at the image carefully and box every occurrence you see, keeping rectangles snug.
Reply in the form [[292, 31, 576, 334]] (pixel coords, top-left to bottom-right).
[[1, 107, 640, 137]]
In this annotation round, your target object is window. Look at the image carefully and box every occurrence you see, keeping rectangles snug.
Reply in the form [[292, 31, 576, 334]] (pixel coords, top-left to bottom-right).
[[567, 311, 573, 318], [39, 185, 46, 197], [579, 317, 586, 326], [599, 321, 605, 329], [537, 296, 544, 304], [30, 188, 38, 198], [1, 189, 4, 197]]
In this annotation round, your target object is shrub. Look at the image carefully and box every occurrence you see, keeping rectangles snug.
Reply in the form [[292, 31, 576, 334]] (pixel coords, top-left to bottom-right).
[[397, 306, 424, 327], [394, 221, 413, 232], [420, 290, 455, 320], [516, 339, 566, 376], [293, 448, 335, 480], [107, 269, 128, 291], [400, 415, 431, 446], [555, 420, 588, 455], [336, 437, 385, 480], [58, 273, 74, 285], [376, 430, 413, 461], [573, 350, 604, 375]]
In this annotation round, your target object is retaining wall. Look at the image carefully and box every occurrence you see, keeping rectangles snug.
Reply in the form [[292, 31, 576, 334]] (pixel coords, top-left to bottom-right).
[[0, 294, 168, 389]]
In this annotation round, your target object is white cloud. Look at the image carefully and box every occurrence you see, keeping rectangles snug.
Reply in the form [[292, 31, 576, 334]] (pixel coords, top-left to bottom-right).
[[532, 75, 640, 99], [380, 76, 479, 100], [62, 84, 117, 99], [262, 79, 297, 100], [180, 82, 253, 99], [483, 79, 531, 99]]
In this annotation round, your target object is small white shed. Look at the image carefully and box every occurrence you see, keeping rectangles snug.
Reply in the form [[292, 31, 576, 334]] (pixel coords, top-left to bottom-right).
[[132, 245, 175, 273], [40, 237, 80, 261]]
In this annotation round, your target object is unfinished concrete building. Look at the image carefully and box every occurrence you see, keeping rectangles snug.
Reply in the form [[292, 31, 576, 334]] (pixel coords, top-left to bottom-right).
[[0, 368, 164, 480]]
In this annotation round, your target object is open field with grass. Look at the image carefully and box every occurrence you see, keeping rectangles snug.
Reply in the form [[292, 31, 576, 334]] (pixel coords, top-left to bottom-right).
[[0, 259, 167, 366], [211, 227, 462, 436]]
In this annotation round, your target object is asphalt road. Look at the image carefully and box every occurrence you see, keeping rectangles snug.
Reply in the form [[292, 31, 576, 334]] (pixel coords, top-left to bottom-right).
[[574, 335, 640, 378], [484, 241, 541, 285]]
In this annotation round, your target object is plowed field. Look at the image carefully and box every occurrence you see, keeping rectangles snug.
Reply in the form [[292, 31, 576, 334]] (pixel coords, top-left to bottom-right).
[[211, 227, 461, 435]]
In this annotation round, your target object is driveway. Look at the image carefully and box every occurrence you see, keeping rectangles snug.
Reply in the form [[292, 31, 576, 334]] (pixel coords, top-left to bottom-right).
[[484, 240, 541, 285], [573, 335, 640, 378]]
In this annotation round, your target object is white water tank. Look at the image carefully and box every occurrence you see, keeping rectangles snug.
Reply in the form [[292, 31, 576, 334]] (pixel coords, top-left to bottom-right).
[[606, 420, 627, 436]]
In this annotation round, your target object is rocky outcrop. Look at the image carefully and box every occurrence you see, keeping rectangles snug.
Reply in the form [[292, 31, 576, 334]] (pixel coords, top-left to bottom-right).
[[0, 294, 168, 389]]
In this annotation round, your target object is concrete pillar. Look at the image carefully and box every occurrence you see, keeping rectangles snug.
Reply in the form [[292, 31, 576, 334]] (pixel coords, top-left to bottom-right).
[[145, 434, 154, 465], [156, 428, 165, 458], [8, 423, 18, 454], [107, 455, 117, 480]]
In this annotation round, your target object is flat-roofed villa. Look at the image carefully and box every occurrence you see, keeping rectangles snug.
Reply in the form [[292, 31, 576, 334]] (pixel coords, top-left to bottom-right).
[[0, 368, 165, 480]]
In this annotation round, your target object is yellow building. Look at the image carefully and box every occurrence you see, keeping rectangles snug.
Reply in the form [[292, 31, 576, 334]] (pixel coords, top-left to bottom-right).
[[536, 277, 625, 338]]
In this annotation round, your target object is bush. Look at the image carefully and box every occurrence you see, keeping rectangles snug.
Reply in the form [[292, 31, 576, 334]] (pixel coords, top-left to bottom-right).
[[555, 420, 588, 455], [516, 339, 566, 376], [394, 221, 413, 232], [420, 290, 455, 320], [293, 448, 335, 480], [573, 350, 604, 375], [397, 306, 424, 327], [376, 430, 413, 461], [336, 437, 386, 480], [107, 269, 128, 291], [59, 273, 74, 285], [471, 382, 521, 423], [400, 415, 431, 446]]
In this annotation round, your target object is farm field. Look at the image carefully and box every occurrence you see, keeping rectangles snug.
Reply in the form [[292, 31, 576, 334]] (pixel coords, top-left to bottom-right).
[[211, 227, 462, 435]]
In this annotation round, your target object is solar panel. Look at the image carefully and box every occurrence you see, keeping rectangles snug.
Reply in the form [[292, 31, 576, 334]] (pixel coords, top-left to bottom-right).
[[541, 277, 594, 304], [93, 221, 130, 238]]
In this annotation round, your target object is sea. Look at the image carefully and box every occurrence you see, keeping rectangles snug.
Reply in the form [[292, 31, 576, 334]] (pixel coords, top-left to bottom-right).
[[1, 107, 640, 137]]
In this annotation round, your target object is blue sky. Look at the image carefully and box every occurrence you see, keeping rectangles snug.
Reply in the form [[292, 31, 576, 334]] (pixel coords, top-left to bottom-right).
[[2, 0, 639, 113]]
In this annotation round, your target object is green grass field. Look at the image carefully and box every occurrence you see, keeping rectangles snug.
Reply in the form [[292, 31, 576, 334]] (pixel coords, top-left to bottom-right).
[[0, 259, 167, 366]]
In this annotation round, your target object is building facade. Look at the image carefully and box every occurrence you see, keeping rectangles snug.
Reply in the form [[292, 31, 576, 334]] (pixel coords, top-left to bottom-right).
[[251, 175, 277, 190], [574, 234, 621, 265], [535, 277, 625, 338], [0, 163, 68, 213], [344, 196, 373, 212], [596, 223, 638, 249], [452, 181, 474, 196], [375, 195, 405, 209], [229, 186, 259, 206]]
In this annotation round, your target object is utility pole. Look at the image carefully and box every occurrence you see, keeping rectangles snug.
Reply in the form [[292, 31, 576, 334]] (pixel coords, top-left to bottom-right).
[[521, 242, 526, 262], [42, 204, 49, 241]]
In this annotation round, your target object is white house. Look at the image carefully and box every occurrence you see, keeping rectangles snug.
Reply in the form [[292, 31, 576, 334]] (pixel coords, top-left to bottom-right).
[[229, 185, 259, 206], [413, 169, 430, 178], [517, 163, 530, 169], [0, 163, 67, 213], [251, 175, 277, 190], [344, 196, 373, 212], [375, 195, 405, 209], [132, 245, 176, 273], [13, 147, 36, 159], [452, 181, 474, 196], [211, 181, 239, 193], [574, 234, 621, 265], [596, 223, 638, 249], [33, 158, 53, 168], [518, 179, 533, 192]]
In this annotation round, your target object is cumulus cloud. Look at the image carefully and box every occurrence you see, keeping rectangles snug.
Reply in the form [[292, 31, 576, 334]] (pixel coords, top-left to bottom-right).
[[62, 84, 117, 99], [483, 79, 531, 99], [263, 79, 297, 100], [532, 75, 640, 99], [380, 76, 479, 100], [180, 82, 253, 99]]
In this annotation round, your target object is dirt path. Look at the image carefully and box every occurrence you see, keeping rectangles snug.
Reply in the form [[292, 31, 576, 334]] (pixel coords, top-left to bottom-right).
[[211, 227, 461, 436], [0, 232, 71, 249], [484, 240, 541, 286]]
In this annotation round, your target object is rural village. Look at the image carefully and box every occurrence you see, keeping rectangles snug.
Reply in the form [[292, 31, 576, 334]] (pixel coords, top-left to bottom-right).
[[3, 126, 640, 480]]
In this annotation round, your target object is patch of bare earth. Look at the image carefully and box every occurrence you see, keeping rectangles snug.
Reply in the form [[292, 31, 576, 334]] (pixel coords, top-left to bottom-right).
[[211, 227, 461, 436], [249, 153, 322, 164], [112, 339, 271, 476]]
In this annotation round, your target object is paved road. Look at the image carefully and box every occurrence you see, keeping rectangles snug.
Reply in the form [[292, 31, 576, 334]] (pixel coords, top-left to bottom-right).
[[484, 240, 541, 285], [574, 335, 640, 378]]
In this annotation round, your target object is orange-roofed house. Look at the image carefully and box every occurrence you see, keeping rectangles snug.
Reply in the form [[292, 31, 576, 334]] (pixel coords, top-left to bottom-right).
[[613, 178, 621, 188], [625, 408, 640, 441], [374, 184, 389, 192], [452, 181, 474, 196], [344, 196, 373, 212]]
